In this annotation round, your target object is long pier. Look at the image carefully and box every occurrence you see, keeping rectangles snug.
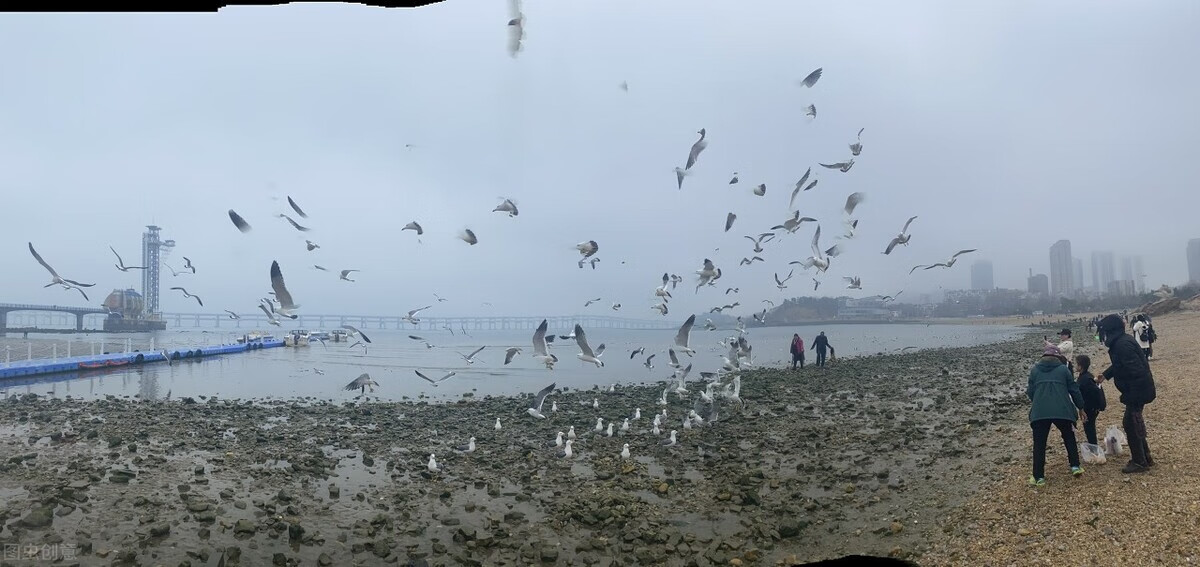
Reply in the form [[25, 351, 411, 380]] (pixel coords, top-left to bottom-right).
[[0, 336, 284, 380], [0, 303, 108, 331], [157, 313, 678, 331]]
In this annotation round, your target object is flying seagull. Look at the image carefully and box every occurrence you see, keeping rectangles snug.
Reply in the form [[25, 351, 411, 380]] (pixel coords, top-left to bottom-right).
[[643, 354, 656, 370], [724, 213, 737, 232], [339, 269, 359, 282], [506, 0, 524, 58], [924, 249, 978, 270], [404, 306, 432, 325], [270, 261, 301, 318], [28, 242, 94, 300], [820, 159, 855, 173], [775, 270, 794, 291], [805, 104, 816, 118], [744, 233, 774, 253], [771, 211, 816, 234], [531, 319, 559, 369], [110, 246, 147, 272], [583, 297, 602, 307], [305, 240, 320, 251], [619, 80, 629, 92], [789, 167, 812, 209], [493, 198, 519, 217], [459, 229, 478, 245], [728, 172, 739, 184], [169, 287, 203, 307], [526, 382, 556, 418], [685, 128, 708, 170], [342, 325, 371, 343], [844, 276, 862, 290], [345, 373, 379, 395], [434, 293, 448, 303], [258, 303, 281, 326], [799, 67, 823, 88], [575, 240, 599, 259], [791, 224, 830, 273], [415, 370, 456, 387], [287, 196, 309, 219], [695, 258, 719, 291], [403, 221, 424, 235], [752, 184, 766, 196], [849, 128, 864, 156], [844, 192, 866, 216], [574, 324, 604, 367], [181, 257, 196, 274], [313, 265, 329, 271], [459, 346, 486, 364], [674, 314, 696, 356], [228, 210, 252, 233], [277, 214, 311, 232], [224, 310, 240, 320], [504, 347, 522, 365], [884, 216, 919, 255], [630, 347, 645, 359]]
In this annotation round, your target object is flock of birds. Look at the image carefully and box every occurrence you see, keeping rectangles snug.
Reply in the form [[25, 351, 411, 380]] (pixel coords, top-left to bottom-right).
[[18, 1, 991, 468]]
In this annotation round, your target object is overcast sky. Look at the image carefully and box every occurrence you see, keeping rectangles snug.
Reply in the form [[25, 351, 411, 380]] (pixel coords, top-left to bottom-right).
[[1, 1, 1198, 319]]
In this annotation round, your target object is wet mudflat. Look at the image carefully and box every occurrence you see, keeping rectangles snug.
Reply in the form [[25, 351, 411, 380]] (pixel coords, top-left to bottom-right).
[[0, 335, 1040, 566]]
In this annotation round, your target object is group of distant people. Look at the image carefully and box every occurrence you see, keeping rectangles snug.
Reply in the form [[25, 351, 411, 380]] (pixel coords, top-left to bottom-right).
[[1026, 313, 1159, 486], [789, 332, 833, 369]]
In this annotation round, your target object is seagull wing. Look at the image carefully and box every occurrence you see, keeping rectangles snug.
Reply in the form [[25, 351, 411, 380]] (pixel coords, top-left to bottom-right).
[[799, 67, 822, 88], [439, 371, 457, 382], [884, 237, 901, 255], [675, 315, 695, 348], [951, 249, 978, 259], [810, 225, 822, 257], [287, 196, 309, 218], [409, 305, 433, 317], [574, 325, 596, 358], [258, 304, 275, 318], [790, 168, 811, 209], [468, 345, 486, 359], [669, 349, 679, 366], [270, 261, 297, 310], [531, 382, 556, 411], [228, 210, 252, 233], [901, 215, 918, 234], [414, 370, 437, 385], [909, 265, 928, 274], [725, 213, 736, 232], [532, 319, 549, 356], [844, 192, 865, 215], [28, 243, 62, 280], [345, 373, 371, 390], [109, 246, 125, 269], [281, 214, 311, 232], [504, 348, 519, 364]]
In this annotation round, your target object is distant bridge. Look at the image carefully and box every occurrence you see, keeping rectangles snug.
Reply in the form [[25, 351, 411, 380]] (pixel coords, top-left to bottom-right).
[[159, 312, 678, 332], [0, 303, 109, 331]]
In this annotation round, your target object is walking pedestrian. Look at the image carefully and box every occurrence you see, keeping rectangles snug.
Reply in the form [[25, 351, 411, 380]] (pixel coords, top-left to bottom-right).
[[811, 331, 832, 368]]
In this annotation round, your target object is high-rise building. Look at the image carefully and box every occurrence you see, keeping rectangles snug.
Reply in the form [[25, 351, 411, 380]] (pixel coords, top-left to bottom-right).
[[1132, 256, 1145, 294], [1119, 256, 1134, 284], [1091, 251, 1116, 294], [1073, 258, 1084, 291], [970, 260, 994, 291], [1028, 269, 1049, 296], [1189, 239, 1200, 283], [1049, 240, 1074, 297]]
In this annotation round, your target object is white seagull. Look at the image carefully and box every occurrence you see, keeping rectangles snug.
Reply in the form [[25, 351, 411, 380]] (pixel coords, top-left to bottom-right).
[[270, 261, 301, 319], [493, 198, 519, 217], [506, 0, 524, 58], [844, 276, 862, 290], [574, 325, 604, 367], [532, 319, 559, 369], [884, 216, 918, 255], [526, 382, 556, 418], [459, 346, 486, 364], [685, 128, 707, 170], [110, 246, 147, 272], [790, 168, 813, 209], [415, 370, 456, 387], [674, 314, 696, 356], [504, 347, 522, 365], [28, 242, 95, 300], [404, 306, 432, 325]]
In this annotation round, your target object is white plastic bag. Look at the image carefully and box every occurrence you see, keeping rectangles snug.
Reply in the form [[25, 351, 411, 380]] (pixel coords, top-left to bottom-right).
[[1104, 425, 1125, 457], [1080, 443, 1106, 465]]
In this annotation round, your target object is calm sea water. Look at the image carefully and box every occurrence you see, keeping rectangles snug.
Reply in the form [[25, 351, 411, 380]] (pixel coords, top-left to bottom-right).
[[1, 323, 1022, 402]]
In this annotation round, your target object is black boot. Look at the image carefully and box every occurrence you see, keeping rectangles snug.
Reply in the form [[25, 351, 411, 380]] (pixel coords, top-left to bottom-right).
[[1144, 441, 1154, 467], [1122, 435, 1149, 473]]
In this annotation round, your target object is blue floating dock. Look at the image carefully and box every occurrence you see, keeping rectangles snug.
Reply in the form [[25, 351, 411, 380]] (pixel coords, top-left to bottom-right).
[[0, 336, 284, 380]]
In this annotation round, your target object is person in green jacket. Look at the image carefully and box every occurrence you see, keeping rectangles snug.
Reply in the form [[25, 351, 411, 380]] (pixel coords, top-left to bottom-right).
[[1027, 344, 1088, 486]]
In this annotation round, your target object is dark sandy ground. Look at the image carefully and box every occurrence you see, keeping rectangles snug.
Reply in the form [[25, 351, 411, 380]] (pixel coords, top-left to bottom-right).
[[0, 333, 1042, 566]]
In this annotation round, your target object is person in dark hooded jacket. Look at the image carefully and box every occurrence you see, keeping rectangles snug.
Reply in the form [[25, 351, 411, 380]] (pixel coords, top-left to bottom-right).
[[1095, 313, 1156, 473]]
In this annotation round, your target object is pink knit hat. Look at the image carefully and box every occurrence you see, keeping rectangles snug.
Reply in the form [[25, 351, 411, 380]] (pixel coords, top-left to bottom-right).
[[1042, 344, 1067, 363]]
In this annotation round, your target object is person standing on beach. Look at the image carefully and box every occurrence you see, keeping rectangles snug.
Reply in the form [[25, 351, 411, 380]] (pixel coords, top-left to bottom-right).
[[789, 334, 805, 370], [1094, 313, 1156, 473], [811, 331, 831, 368], [1026, 345, 1087, 486], [1131, 315, 1152, 360], [1074, 354, 1106, 446], [1046, 328, 1074, 373]]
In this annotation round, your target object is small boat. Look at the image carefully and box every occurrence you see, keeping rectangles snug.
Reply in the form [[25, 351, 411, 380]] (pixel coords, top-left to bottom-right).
[[78, 361, 107, 370], [285, 331, 311, 348], [329, 330, 349, 342]]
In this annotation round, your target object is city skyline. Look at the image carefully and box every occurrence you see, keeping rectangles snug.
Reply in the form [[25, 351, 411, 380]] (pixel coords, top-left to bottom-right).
[[970, 260, 994, 291], [1049, 240, 1073, 297]]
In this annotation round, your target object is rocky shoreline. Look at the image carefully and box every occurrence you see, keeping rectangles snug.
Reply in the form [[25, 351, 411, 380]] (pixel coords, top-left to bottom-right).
[[0, 330, 1045, 566]]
